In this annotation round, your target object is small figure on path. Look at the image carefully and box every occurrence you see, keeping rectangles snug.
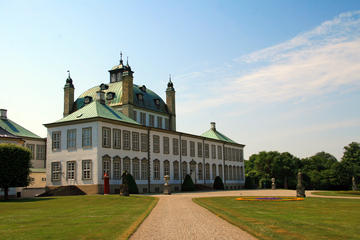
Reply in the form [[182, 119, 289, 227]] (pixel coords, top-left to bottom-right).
[[120, 170, 130, 196], [163, 175, 171, 195], [296, 171, 306, 197], [352, 176, 358, 191], [271, 178, 276, 190]]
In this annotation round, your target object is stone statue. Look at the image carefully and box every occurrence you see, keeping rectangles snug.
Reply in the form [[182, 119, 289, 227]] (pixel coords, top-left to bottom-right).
[[352, 176, 358, 191], [163, 175, 171, 195], [271, 178, 276, 190], [120, 170, 130, 196], [296, 171, 306, 197]]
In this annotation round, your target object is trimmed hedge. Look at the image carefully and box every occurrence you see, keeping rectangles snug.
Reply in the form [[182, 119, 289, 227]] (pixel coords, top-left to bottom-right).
[[124, 173, 139, 194], [182, 174, 195, 191], [213, 176, 224, 190]]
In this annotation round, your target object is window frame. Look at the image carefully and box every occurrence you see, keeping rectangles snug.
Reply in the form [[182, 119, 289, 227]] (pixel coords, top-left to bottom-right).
[[52, 131, 61, 151], [67, 129, 77, 150], [102, 127, 111, 148], [82, 127, 92, 148]]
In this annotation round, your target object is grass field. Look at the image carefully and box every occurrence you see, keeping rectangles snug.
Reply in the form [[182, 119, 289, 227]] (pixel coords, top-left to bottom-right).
[[0, 195, 157, 240], [194, 196, 360, 240], [311, 190, 360, 197]]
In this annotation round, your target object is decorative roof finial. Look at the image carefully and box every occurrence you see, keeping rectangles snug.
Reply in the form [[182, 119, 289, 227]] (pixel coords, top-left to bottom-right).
[[120, 51, 123, 64], [126, 56, 129, 66], [67, 70, 70, 78], [169, 74, 172, 82]]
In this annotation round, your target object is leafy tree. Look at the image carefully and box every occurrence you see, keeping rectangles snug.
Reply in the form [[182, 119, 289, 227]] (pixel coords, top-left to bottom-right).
[[273, 152, 300, 189], [340, 142, 360, 188], [0, 144, 31, 200]]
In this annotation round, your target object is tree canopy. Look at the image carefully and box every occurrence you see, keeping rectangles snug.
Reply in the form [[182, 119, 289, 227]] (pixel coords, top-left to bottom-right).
[[0, 143, 31, 200]]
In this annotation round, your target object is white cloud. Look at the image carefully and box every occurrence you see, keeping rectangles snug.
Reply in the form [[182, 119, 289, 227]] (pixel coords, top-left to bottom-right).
[[178, 10, 360, 115]]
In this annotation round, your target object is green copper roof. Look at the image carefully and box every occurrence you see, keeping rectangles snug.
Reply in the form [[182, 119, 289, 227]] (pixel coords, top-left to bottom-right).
[[56, 100, 139, 125], [201, 128, 237, 144], [0, 118, 41, 139], [74, 82, 169, 114]]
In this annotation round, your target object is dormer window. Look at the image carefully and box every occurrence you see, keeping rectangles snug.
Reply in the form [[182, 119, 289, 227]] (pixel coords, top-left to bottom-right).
[[137, 93, 144, 102], [100, 83, 109, 90], [154, 99, 160, 107], [106, 92, 115, 100], [139, 85, 147, 92], [84, 96, 93, 104]]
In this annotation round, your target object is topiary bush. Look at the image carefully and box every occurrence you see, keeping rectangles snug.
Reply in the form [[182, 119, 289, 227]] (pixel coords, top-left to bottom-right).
[[182, 174, 195, 191], [213, 176, 224, 190], [124, 173, 139, 194]]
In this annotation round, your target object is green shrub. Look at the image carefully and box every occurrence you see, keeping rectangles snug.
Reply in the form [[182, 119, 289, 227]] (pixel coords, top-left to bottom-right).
[[213, 176, 224, 190], [124, 173, 139, 194], [182, 174, 195, 191]]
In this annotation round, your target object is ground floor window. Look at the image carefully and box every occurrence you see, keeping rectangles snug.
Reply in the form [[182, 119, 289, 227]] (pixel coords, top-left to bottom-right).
[[133, 158, 140, 180], [164, 160, 170, 177], [218, 164, 223, 179], [82, 160, 92, 180], [212, 164, 216, 180], [67, 161, 76, 180], [205, 163, 210, 180], [113, 157, 121, 180], [182, 161, 187, 180], [198, 163, 203, 180], [123, 157, 131, 173], [173, 161, 179, 180], [153, 159, 160, 180], [51, 162, 61, 181], [141, 159, 148, 180], [102, 155, 111, 178]]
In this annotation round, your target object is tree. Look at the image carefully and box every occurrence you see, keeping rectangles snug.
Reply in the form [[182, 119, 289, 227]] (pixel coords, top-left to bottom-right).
[[273, 152, 300, 189], [182, 174, 195, 191], [0, 144, 31, 200], [340, 142, 360, 189], [124, 173, 139, 194], [213, 176, 224, 190]]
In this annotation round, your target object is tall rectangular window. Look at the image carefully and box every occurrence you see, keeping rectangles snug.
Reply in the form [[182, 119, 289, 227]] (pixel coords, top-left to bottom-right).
[[204, 144, 209, 158], [181, 140, 187, 156], [26, 144, 35, 159], [219, 165, 223, 179], [82, 160, 92, 180], [163, 136, 169, 154], [173, 161, 179, 180], [82, 127, 92, 148], [141, 133, 148, 152], [197, 142, 203, 157], [102, 127, 111, 148], [51, 162, 61, 181], [153, 135, 160, 153], [52, 131, 61, 150], [123, 130, 131, 150], [67, 161, 76, 180], [67, 129, 76, 149], [140, 112, 146, 125], [113, 157, 121, 180], [190, 141, 195, 157], [132, 159, 140, 180], [36, 145, 45, 160], [173, 138, 179, 155], [153, 160, 160, 180], [113, 129, 121, 149], [132, 132, 140, 151], [149, 114, 155, 127], [218, 145, 222, 160], [141, 159, 148, 180], [123, 158, 131, 173], [157, 116, 163, 129], [211, 145, 216, 159], [133, 110, 137, 122], [102, 156, 111, 178]]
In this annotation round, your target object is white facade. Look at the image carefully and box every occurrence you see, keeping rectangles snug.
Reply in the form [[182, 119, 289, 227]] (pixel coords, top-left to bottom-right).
[[46, 117, 245, 193]]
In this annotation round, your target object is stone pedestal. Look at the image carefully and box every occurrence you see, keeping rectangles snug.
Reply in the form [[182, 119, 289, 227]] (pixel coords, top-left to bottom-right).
[[163, 175, 171, 195], [271, 178, 276, 190], [296, 171, 306, 198]]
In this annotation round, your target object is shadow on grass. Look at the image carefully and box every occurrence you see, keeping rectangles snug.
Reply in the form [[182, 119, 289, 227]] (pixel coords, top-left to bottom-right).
[[1, 197, 55, 203]]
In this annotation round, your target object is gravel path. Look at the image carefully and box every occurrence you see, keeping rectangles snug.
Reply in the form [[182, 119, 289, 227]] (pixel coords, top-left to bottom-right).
[[130, 190, 296, 240]]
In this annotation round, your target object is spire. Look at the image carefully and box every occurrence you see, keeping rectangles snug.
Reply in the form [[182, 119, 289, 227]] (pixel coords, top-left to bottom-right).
[[167, 74, 174, 91], [67, 70, 71, 78], [65, 70, 74, 88], [126, 56, 129, 66], [120, 51, 123, 64]]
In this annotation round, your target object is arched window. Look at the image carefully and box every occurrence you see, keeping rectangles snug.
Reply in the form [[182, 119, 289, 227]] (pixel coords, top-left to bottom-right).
[[212, 164, 217, 180], [123, 157, 131, 174], [190, 160, 196, 176], [141, 158, 148, 180], [224, 165, 228, 180], [205, 163, 210, 180], [233, 166, 237, 181], [113, 156, 121, 180], [173, 161, 179, 180], [218, 164, 223, 179], [240, 166, 244, 181], [132, 158, 140, 180], [198, 162, 203, 180], [153, 159, 160, 180], [229, 166, 233, 180], [182, 161, 188, 179], [102, 155, 111, 178], [164, 160, 170, 178]]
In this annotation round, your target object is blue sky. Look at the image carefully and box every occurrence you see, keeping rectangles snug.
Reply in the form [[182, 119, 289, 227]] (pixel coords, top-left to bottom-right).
[[1, 0, 359, 160]]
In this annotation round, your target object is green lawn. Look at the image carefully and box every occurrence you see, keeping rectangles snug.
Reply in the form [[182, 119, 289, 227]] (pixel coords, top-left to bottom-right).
[[311, 190, 360, 197], [194, 196, 360, 240], [0, 195, 157, 240]]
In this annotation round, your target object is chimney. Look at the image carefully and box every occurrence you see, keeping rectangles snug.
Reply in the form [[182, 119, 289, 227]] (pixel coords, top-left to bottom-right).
[[0, 109, 7, 120], [96, 90, 105, 104], [210, 122, 216, 131]]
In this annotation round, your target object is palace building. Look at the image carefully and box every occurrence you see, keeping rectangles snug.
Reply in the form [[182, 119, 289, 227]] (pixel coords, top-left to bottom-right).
[[44, 56, 245, 194]]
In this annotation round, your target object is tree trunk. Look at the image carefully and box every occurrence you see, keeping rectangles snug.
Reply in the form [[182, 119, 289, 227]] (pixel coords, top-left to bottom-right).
[[4, 187, 9, 201], [284, 176, 288, 189]]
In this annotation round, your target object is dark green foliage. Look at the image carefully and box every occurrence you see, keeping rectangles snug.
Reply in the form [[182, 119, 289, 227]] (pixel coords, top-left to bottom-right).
[[182, 174, 195, 191], [124, 173, 139, 194], [341, 142, 360, 189], [213, 176, 224, 190], [0, 144, 31, 200]]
